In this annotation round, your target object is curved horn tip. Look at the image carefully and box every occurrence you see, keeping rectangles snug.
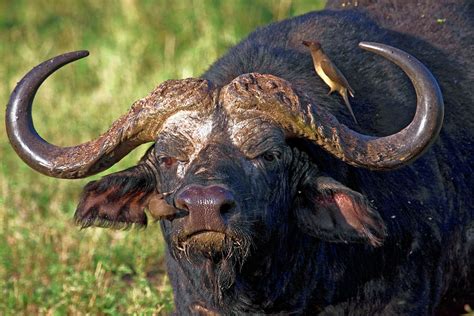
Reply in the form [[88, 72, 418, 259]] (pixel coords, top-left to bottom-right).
[[358, 42, 393, 54], [43, 50, 90, 67], [358, 41, 376, 49], [56, 50, 90, 62], [74, 50, 90, 58], [357, 42, 419, 64]]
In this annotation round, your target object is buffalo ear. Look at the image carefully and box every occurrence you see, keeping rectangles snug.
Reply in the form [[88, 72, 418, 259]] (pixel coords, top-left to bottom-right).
[[295, 177, 386, 247], [75, 165, 156, 229]]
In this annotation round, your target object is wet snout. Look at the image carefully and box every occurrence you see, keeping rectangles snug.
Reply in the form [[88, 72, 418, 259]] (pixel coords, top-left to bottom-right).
[[175, 184, 236, 238]]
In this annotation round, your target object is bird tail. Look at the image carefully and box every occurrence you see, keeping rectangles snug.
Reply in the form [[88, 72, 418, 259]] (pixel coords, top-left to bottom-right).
[[342, 91, 358, 125], [348, 87, 355, 98]]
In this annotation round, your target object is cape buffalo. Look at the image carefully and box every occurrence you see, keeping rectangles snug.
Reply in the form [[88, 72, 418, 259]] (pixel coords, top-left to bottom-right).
[[6, 0, 473, 314]]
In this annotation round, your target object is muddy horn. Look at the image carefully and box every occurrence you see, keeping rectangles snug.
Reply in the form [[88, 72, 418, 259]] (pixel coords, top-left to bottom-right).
[[223, 42, 444, 170], [6, 51, 214, 178]]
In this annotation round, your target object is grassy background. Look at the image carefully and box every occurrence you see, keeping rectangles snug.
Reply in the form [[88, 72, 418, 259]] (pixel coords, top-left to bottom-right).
[[0, 1, 325, 314]]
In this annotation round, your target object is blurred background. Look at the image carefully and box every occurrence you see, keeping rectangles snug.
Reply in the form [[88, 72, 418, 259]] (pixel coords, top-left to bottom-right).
[[0, 0, 325, 314]]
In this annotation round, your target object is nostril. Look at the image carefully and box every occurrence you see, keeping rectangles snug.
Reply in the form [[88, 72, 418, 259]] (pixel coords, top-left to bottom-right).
[[174, 197, 189, 212], [220, 201, 236, 215]]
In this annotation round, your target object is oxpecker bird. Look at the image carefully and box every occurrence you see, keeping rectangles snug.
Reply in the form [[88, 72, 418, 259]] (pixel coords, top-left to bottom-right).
[[303, 40, 358, 124]]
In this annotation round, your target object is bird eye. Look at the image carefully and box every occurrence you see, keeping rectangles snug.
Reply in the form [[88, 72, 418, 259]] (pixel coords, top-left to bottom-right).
[[159, 156, 178, 167]]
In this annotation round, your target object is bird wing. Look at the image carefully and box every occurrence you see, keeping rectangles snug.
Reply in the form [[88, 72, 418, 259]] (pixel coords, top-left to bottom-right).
[[320, 59, 355, 95]]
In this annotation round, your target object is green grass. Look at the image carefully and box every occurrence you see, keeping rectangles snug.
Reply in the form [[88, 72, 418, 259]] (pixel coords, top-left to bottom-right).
[[0, 0, 325, 314]]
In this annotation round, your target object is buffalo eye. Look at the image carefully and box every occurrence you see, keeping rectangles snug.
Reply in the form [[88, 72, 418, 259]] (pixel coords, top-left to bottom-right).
[[262, 151, 281, 162], [158, 156, 178, 168]]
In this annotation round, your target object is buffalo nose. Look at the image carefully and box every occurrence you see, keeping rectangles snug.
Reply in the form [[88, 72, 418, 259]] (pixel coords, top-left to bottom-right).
[[175, 185, 236, 218]]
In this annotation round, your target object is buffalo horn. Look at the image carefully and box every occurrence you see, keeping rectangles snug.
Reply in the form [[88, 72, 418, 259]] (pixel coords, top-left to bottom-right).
[[6, 51, 214, 178], [223, 42, 444, 170]]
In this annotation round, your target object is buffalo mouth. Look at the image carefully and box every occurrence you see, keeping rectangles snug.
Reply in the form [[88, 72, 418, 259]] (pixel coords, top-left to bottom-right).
[[177, 230, 228, 254], [188, 230, 226, 250]]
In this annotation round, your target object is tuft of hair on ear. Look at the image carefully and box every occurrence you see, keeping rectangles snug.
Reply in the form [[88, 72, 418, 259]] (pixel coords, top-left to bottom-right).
[[294, 176, 387, 247], [74, 165, 156, 230]]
